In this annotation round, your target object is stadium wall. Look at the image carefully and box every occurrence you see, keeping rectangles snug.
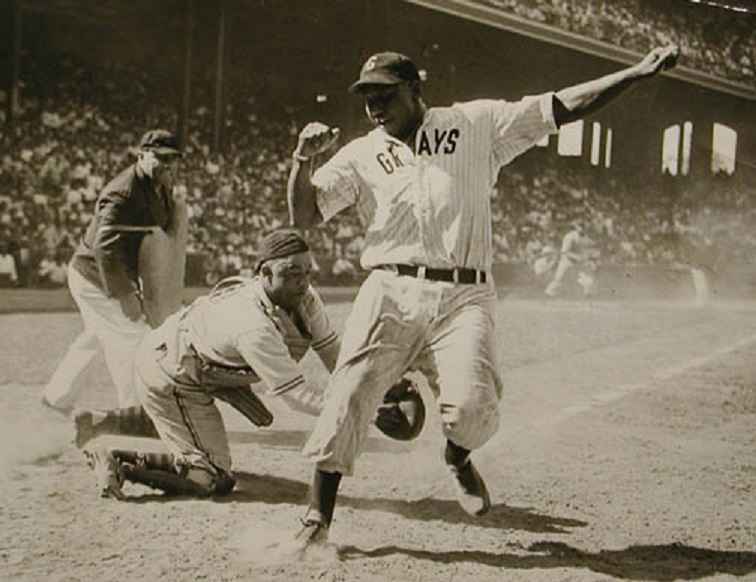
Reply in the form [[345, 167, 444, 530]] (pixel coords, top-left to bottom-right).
[[14, 0, 754, 178]]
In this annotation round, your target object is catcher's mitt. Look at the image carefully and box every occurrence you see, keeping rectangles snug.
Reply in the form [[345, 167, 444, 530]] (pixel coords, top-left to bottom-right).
[[374, 377, 426, 441], [213, 385, 273, 427]]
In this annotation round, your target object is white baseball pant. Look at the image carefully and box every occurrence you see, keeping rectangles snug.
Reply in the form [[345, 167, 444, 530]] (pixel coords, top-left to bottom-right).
[[303, 269, 502, 475], [134, 325, 232, 474]]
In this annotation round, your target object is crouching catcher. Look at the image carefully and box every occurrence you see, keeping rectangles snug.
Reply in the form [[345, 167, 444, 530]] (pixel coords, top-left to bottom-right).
[[79, 228, 425, 499]]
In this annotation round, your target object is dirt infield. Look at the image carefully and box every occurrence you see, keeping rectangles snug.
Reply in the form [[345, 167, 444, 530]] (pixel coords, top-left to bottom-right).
[[1, 298, 755, 581]]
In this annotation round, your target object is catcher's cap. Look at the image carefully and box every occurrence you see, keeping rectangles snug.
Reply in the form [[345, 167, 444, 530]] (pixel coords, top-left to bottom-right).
[[254, 228, 310, 272], [138, 129, 182, 157], [349, 51, 420, 93]]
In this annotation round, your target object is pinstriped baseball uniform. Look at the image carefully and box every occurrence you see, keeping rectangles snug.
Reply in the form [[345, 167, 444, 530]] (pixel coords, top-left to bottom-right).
[[303, 94, 557, 475], [135, 277, 339, 474]]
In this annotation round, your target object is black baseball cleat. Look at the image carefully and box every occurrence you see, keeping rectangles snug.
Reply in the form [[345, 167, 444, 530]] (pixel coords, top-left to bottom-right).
[[295, 517, 329, 546], [449, 459, 491, 517]]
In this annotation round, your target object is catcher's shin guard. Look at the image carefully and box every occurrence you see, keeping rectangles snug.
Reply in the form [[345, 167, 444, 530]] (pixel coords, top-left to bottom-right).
[[113, 450, 235, 497], [121, 465, 216, 497]]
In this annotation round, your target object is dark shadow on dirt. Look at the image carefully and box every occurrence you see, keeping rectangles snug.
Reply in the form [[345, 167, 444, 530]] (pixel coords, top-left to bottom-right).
[[226, 430, 413, 454], [340, 541, 756, 580], [217, 472, 585, 534], [226, 429, 310, 449]]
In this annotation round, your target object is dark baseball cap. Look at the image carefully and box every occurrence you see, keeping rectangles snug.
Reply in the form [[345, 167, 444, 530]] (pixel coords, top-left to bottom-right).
[[138, 129, 182, 156], [349, 51, 421, 93]]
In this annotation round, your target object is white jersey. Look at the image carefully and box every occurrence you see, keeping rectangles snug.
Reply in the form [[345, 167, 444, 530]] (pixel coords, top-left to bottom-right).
[[312, 93, 557, 272], [158, 277, 339, 396]]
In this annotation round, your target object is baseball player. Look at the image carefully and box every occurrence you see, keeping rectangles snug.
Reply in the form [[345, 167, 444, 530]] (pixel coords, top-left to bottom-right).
[[80, 229, 423, 499], [286, 45, 679, 548], [543, 219, 600, 302], [40, 130, 186, 415]]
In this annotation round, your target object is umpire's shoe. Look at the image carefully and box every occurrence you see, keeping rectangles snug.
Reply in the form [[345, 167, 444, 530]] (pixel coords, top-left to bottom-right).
[[74, 410, 95, 449], [85, 448, 125, 500]]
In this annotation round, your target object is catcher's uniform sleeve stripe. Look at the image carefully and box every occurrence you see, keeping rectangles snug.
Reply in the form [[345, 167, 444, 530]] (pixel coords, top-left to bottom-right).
[[312, 331, 338, 351], [271, 375, 306, 396]]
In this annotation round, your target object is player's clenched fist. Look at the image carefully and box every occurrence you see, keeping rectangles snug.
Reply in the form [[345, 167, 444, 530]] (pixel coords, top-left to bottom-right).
[[293, 122, 340, 161], [637, 44, 679, 77]]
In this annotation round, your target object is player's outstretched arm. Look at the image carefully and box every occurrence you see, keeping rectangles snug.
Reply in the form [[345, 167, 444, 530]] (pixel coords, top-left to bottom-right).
[[553, 44, 678, 126], [287, 122, 340, 229]]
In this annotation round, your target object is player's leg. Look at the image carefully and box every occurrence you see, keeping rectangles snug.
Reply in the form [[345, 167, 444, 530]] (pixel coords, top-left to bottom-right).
[[84, 447, 235, 500], [426, 284, 501, 516], [690, 267, 711, 307], [74, 404, 158, 449], [544, 257, 570, 298], [301, 271, 428, 540], [134, 346, 234, 497], [578, 268, 597, 308]]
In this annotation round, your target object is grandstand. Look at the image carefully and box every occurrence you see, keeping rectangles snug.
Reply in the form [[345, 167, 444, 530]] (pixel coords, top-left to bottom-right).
[[0, 0, 753, 296]]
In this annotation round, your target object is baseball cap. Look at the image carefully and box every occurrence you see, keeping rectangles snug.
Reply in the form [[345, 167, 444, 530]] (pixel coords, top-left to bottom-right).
[[138, 129, 182, 156], [349, 51, 421, 93], [254, 228, 310, 272]]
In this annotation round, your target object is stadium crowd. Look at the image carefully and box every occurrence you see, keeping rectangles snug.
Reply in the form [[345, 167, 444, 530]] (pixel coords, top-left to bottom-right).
[[476, 0, 755, 84], [1, 1, 753, 289]]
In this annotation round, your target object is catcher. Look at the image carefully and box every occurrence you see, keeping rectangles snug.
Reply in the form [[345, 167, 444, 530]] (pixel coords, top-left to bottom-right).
[[78, 228, 425, 499]]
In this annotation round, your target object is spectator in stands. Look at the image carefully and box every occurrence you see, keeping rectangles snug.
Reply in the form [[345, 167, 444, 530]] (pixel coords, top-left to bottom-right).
[[0, 242, 18, 287], [330, 251, 358, 286], [37, 248, 68, 288]]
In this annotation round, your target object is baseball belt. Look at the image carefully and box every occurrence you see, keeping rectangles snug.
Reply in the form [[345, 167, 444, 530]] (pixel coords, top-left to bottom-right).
[[379, 264, 487, 284]]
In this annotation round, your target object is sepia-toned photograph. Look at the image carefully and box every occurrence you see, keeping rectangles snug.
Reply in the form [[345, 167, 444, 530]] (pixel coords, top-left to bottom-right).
[[1, 1, 754, 580]]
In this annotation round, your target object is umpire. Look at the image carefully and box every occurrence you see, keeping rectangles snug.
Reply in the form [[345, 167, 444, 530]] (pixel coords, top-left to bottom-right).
[[40, 129, 183, 413]]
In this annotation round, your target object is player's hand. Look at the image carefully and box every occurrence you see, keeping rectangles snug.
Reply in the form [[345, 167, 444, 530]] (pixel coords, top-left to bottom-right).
[[118, 293, 143, 322], [293, 122, 340, 160], [637, 45, 678, 77]]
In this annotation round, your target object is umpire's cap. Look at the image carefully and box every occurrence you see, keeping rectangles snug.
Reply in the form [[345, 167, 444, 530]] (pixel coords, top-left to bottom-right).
[[349, 51, 421, 93], [138, 129, 182, 156]]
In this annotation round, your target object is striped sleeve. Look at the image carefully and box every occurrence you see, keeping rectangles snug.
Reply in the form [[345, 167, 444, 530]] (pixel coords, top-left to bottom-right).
[[233, 322, 307, 396], [311, 145, 361, 222], [487, 93, 557, 167]]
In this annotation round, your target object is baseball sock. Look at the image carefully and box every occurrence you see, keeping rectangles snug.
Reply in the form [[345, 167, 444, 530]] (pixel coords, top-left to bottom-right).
[[113, 450, 175, 471], [309, 469, 342, 526], [112, 406, 159, 438], [444, 439, 471, 468], [85, 406, 158, 439]]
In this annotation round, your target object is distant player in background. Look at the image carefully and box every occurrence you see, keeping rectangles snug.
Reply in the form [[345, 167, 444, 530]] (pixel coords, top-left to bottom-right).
[[286, 44, 679, 551], [40, 130, 187, 416], [544, 219, 600, 304]]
